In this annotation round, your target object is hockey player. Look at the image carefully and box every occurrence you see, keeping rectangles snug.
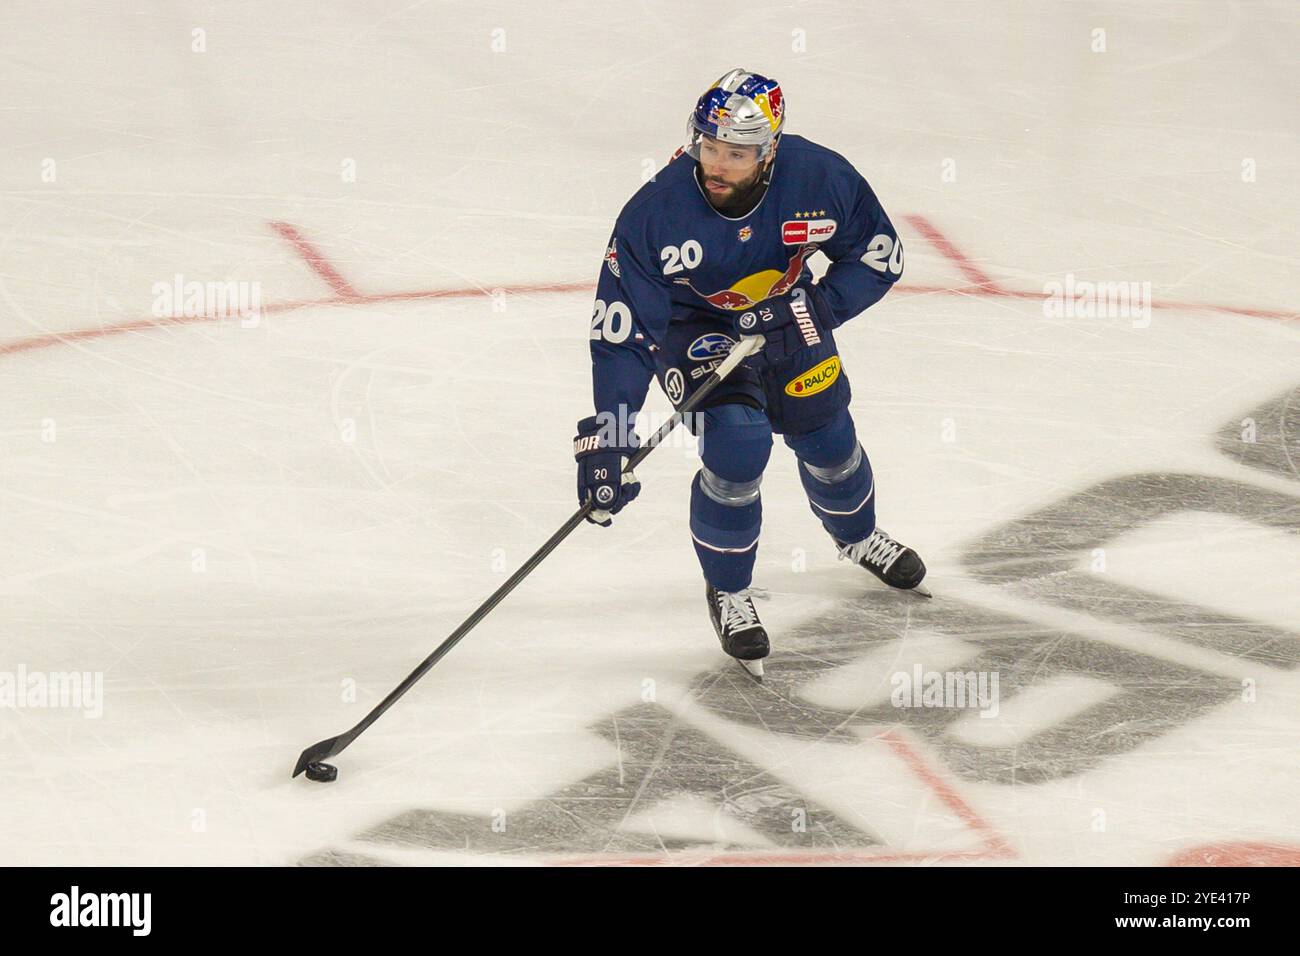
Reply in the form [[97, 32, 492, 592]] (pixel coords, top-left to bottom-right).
[[574, 69, 928, 676]]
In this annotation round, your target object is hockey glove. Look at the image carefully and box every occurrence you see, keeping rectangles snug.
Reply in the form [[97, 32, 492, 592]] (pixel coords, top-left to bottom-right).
[[733, 285, 832, 365], [574, 414, 641, 526]]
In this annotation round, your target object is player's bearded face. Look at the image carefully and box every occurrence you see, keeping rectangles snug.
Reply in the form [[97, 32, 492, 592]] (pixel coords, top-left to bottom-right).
[[699, 138, 769, 207]]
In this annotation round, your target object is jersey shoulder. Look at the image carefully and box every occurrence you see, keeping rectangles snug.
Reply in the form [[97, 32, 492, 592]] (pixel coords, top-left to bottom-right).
[[775, 135, 865, 189], [616, 152, 699, 231]]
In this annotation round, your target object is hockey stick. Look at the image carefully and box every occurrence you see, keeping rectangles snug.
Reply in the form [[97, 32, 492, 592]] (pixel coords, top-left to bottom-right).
[[292, 334, 764, 779]]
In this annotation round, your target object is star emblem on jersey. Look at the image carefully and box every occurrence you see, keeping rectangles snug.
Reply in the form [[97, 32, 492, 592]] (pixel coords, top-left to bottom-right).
[[603, 238, 620, 278], [737, 226, 752, 242]]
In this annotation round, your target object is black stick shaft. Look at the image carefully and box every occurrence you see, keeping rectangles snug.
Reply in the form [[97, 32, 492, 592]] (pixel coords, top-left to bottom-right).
[[293, 337, 762, 773]]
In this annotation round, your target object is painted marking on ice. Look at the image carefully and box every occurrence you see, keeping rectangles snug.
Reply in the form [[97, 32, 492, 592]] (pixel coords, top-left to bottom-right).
[[268, 221, 362, 299], [0, 217, 1293, 362]]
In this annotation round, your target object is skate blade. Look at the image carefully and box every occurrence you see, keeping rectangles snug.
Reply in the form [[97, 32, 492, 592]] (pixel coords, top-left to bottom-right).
[[909, 581, 933, 598], [738, 658, 765, 680]]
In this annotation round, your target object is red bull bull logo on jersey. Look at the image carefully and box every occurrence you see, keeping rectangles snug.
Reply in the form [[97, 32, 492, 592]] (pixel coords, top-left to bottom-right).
[[674, 243, 819, 311]]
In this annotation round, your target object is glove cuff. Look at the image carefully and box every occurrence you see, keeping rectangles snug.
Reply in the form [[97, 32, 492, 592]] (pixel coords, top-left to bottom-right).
[[574, 413, 639, 458]]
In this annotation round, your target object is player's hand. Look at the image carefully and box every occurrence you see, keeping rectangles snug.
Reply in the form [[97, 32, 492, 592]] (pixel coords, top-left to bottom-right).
[[733, 286, 832, 365], [574, 415, 641, 526]]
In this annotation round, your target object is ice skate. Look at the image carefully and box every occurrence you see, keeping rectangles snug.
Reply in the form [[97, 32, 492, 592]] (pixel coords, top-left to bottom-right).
[[706, 583, 769, 679], [836, 528, 931, 597]]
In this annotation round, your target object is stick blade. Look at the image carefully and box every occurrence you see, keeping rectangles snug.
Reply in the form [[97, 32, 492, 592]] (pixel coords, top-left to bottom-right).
[[293, 734, 346, 778]]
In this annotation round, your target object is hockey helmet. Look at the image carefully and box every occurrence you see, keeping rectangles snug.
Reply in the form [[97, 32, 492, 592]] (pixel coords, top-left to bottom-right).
[[686, 69, 785, 165]]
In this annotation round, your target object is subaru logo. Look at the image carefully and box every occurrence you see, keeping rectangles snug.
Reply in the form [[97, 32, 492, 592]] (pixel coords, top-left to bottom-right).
[[687, 333, 737, 361]]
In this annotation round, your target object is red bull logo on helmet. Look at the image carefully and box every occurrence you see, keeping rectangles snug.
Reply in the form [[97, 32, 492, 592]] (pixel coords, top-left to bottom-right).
[[767, 84, 783, 119], [751, 83, 784, 134]]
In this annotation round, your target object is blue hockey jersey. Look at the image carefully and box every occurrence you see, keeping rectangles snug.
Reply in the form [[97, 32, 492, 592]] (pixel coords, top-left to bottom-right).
[[588, 134, 903, 415]]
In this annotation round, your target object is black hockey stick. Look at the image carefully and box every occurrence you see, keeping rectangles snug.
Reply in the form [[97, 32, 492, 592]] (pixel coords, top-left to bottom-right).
[[292, 335, 763, 779]]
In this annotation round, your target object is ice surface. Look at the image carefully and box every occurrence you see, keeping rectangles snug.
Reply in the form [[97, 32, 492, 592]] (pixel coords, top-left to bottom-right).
[[0, 0, 1296, 865]]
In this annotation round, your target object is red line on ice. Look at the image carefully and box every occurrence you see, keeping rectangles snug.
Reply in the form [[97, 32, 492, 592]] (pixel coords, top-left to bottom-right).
[[903, 213, 1005, 293], [547, 727, 1014, 867], [1168, 841, 1300, 867], [874, 727, 1013, 857], [268, 220, 362, 299], [0, 217, 1294, 361], [0, 281, 593, 358]]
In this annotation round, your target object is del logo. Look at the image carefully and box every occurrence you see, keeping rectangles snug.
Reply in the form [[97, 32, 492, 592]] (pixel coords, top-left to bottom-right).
[[782, 218, 837, 245], [603, 238, 620, 278], [784, 356, 841, 397], [687, 332, 736, 361]]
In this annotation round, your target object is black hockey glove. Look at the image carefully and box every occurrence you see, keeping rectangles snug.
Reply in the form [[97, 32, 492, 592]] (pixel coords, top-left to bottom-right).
[[574, 414, 641, 526], [732, 285, 832, 365]]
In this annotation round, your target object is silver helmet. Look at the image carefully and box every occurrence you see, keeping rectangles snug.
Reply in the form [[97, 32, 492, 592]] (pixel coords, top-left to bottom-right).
[[686, 68, 786, 161]]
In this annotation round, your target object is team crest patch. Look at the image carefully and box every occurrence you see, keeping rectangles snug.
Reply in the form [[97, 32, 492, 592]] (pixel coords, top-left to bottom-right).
[[781, 218, 837, 245], [737, 226, 752, 242], [604, 238, 620, 277], [784, 355, 841, 397]]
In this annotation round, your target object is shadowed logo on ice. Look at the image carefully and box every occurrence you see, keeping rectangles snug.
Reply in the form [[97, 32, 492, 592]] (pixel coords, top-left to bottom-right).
[[151, 272, 262, 327], [1042, 273, 1152, 328], [0, 665, 103, 718], [891, 665, 999, 718]]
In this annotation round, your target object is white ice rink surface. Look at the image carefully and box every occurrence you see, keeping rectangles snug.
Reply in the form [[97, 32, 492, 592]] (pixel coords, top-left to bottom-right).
[[1, 1, 1297, 865]]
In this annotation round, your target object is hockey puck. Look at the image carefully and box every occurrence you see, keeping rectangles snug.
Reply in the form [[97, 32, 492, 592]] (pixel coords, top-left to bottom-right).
[[304, 761, 338, 783]]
